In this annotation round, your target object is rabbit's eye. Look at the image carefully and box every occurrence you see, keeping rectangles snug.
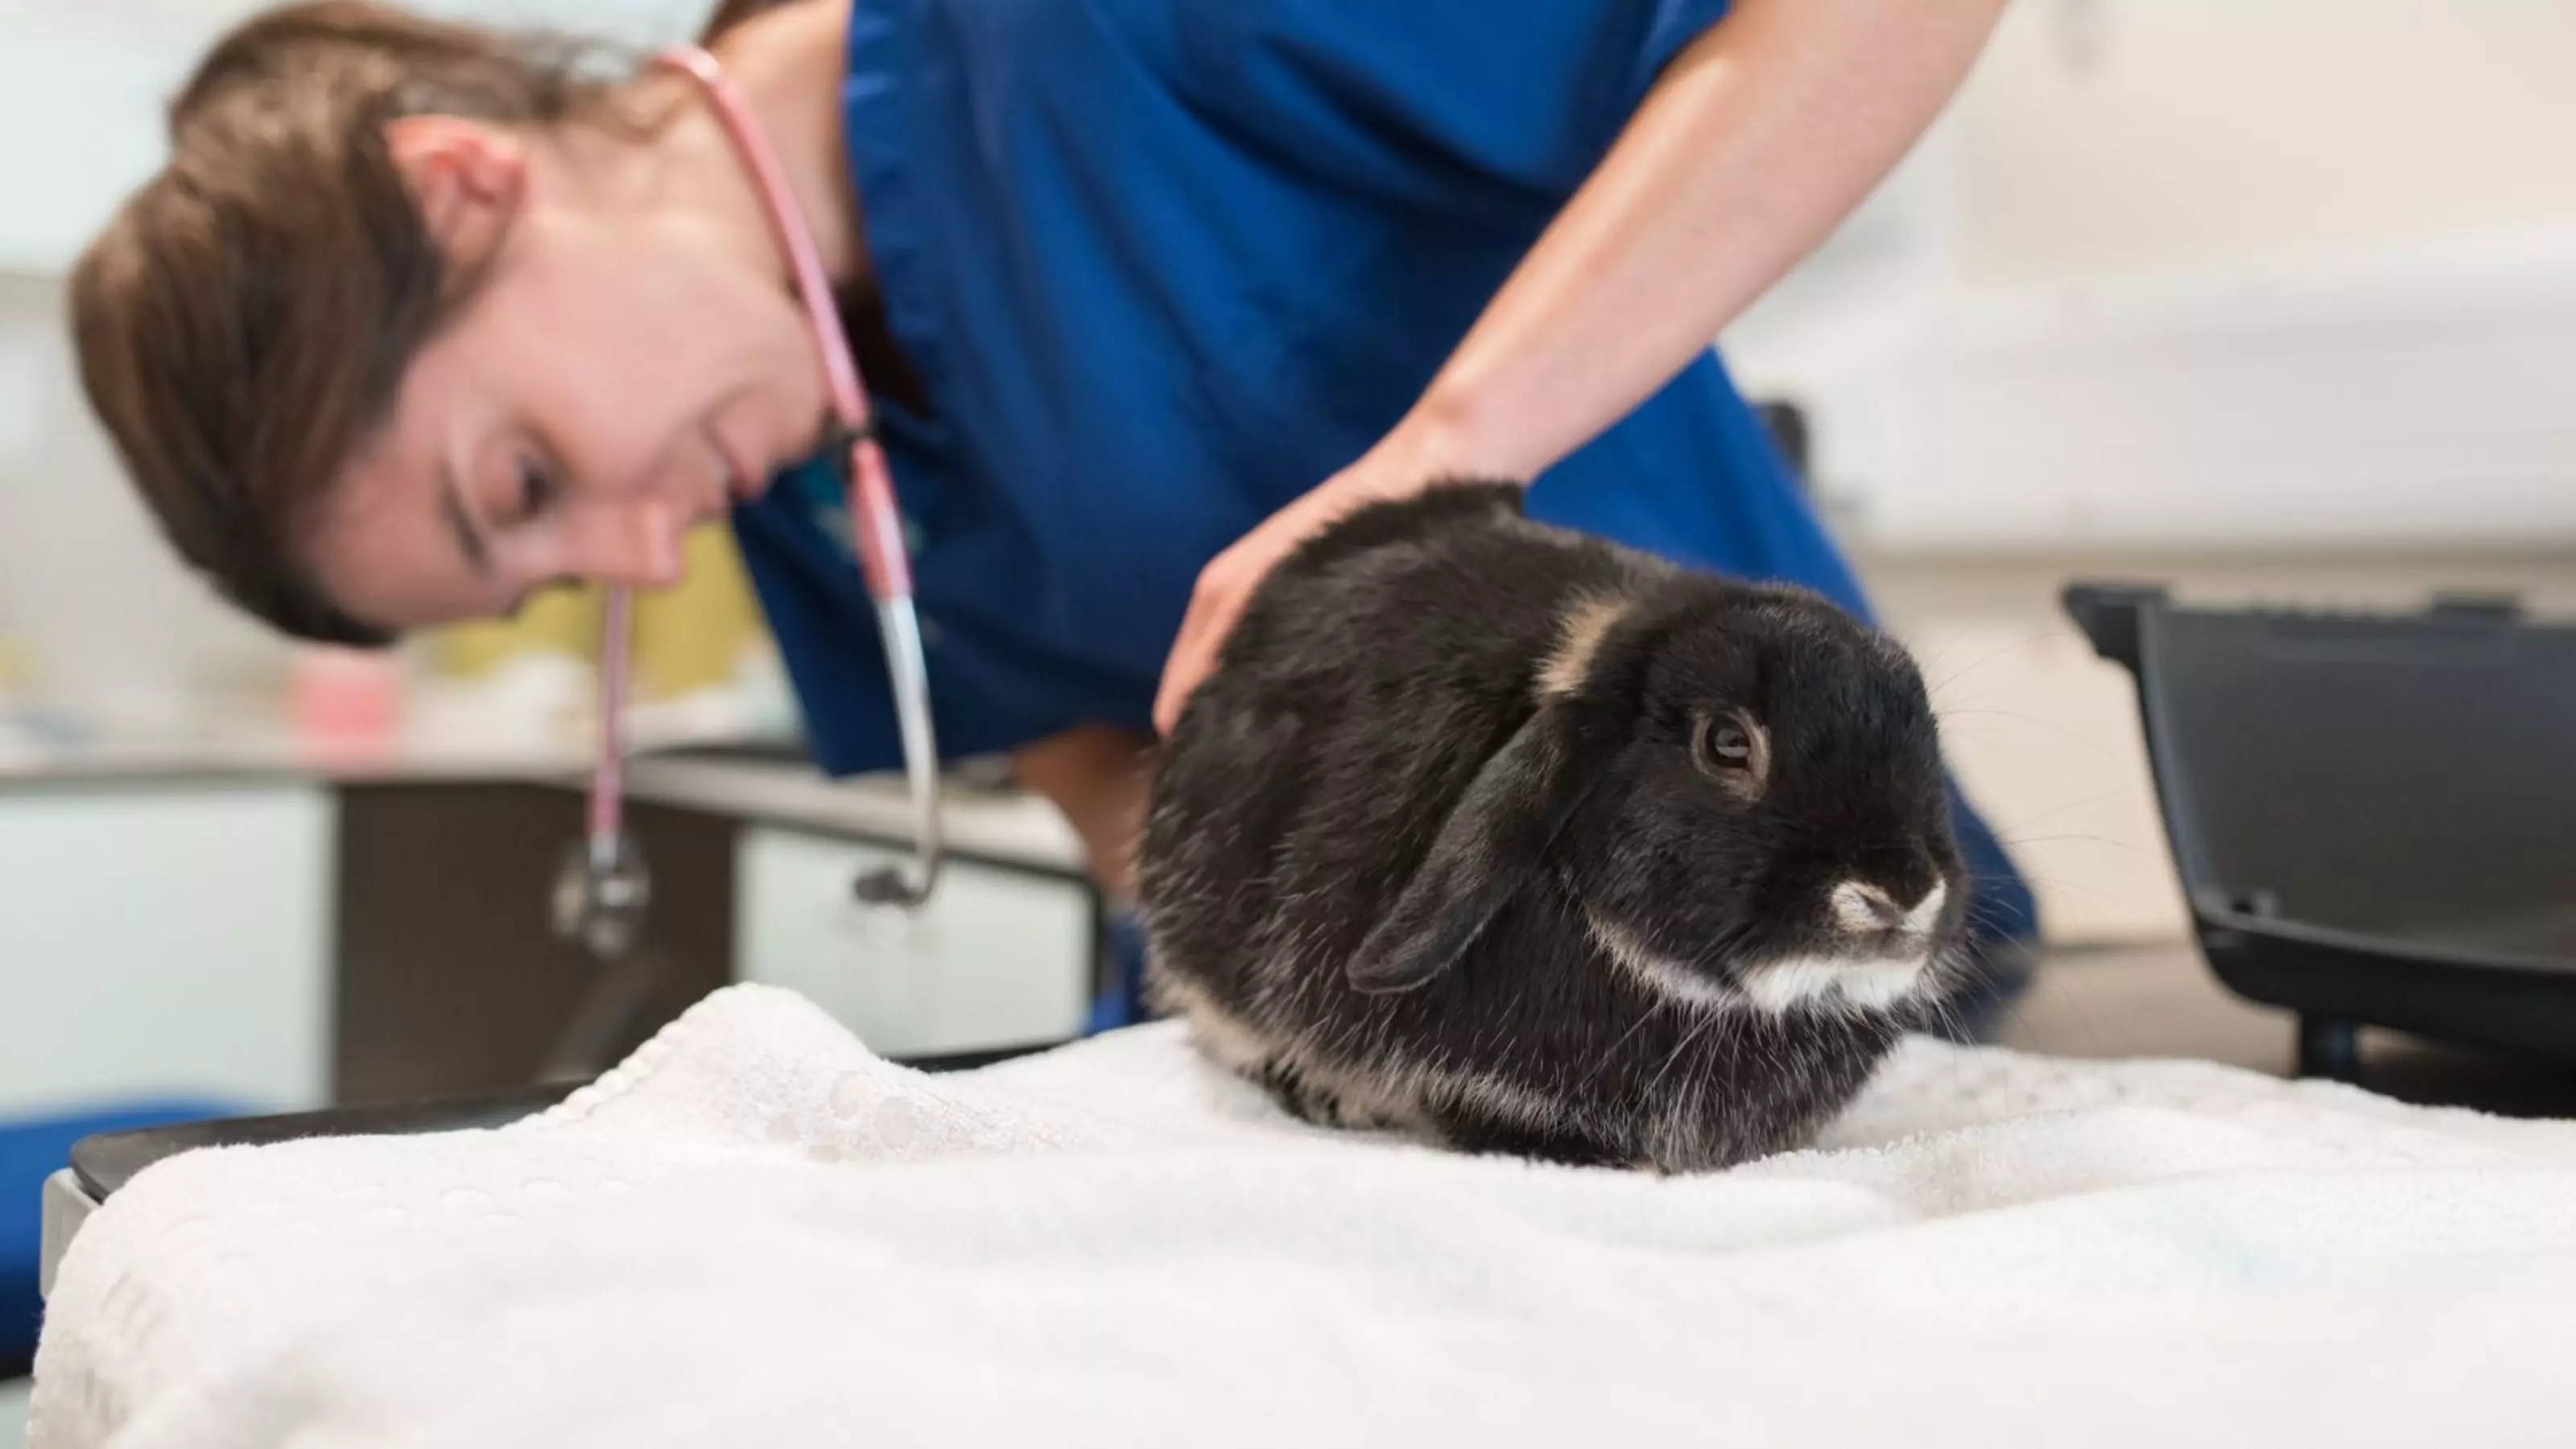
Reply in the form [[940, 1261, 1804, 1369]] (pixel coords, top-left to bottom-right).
[[1693, 712, 1771, 798], [1695, 716, 1752, 769], [1707, 724, 1752, 763]]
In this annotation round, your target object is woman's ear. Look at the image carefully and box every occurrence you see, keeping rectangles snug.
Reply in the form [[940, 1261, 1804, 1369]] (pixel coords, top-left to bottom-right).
[[383, 116, 527, 265]]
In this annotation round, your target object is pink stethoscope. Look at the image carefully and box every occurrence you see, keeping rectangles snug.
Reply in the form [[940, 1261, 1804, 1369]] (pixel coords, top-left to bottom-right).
[[551, 43, 944, 959]]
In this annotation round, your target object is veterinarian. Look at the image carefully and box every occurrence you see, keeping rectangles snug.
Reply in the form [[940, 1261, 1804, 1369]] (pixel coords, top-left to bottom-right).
[[69, 0, 2037, 1033]]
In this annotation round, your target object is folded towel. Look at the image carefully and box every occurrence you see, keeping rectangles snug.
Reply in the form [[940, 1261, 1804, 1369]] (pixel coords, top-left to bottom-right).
[[33, 982, 2576, 1448]]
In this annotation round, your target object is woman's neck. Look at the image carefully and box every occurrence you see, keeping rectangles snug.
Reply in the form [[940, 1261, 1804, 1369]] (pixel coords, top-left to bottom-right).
[[592, 0, 931, 412], [588, 0, 862, 294], [701, 0, 930, 413], [701, 0, 864, 290]]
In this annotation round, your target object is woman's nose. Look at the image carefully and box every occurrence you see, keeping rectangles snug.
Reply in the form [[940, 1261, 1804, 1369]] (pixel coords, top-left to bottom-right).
[[568, 496, 690, 590]]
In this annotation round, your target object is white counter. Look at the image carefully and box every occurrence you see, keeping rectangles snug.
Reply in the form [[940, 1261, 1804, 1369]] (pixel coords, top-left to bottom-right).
[[0, 728, 1086, 874]]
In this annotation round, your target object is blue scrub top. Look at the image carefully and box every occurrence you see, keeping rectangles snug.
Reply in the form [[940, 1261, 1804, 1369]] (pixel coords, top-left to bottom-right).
[[728, 0, 2035, 941], [732, 0, 1847, 768]]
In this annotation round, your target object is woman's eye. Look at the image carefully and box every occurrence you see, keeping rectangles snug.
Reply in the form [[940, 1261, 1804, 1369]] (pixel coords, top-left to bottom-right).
[[514, 457, 556, 524], [1694, 715, 1754, 771]]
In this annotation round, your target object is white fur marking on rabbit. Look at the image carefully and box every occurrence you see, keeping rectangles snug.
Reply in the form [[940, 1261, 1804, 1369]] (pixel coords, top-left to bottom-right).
[[1829, 881, 1896, 935], [1435, 1067, 1573, 1140], [1584, 906, 1929, 1018], [1828, 880, 1948, 939], [1535, 594, 1634, 701], [1155, 961, 1570, 1140], [1583, 910, 1744, 1012], [1743, 956, 1930, 1015], [1154, 970, 1279, 1075], [1311, 1054, 1567, 1141], [1167, 976, 1425, 1133], [1836, 960, 1928, 1009], [1645, 1080, 1743, 1175]]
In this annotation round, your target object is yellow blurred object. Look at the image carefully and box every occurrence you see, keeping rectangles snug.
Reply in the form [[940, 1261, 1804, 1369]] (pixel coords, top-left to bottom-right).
[[426, 584, 604, 679], [0, 634, 30, 692], [634, 525, 769, 699], [419, 525, 769, 700]]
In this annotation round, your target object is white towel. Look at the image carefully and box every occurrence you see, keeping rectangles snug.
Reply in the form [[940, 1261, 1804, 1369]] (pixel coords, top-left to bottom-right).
[[31, 982, 2576, 1448]]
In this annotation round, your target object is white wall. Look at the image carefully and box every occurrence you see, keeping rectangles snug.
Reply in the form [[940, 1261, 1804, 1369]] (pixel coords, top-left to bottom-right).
[[0, 1, 718, 275], [0, 275, 281, 735], [1955, 0, 2576, 286], [1724, 0, 2576, 556], [0, 9, 206, 279]]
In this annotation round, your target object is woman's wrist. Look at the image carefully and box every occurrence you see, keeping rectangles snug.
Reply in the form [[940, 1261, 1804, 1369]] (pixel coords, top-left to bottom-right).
[[1368, 378, 1549, 496]]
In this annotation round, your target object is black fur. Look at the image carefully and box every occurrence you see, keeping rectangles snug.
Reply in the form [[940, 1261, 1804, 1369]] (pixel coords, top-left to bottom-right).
[[1137, 481, 1967, 1173]]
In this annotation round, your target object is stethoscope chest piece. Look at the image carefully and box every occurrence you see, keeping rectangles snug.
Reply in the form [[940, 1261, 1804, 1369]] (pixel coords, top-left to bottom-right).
[[551, 830, 652, 961]]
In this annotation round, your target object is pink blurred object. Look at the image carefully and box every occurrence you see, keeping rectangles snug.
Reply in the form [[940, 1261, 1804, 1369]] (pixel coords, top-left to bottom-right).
[[290, 646, 403, 747]]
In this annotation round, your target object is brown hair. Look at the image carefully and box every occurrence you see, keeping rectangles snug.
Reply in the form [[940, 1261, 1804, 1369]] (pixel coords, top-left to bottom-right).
[[69, 1, 648, 646]]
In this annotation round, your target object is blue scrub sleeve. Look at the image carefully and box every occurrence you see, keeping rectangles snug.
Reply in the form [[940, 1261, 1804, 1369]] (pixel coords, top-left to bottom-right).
[[1132, 1, 1736, 203]]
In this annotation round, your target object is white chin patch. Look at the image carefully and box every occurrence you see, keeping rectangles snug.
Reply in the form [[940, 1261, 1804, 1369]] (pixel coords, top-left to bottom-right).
[[1742, 955, 1930, 1015]]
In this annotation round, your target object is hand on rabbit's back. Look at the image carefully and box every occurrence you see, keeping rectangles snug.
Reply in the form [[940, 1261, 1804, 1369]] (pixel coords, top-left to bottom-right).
[[1137, 481, 1969, 1173]]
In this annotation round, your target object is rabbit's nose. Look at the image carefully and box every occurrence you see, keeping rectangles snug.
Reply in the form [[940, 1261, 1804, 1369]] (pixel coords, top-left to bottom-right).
[[1833, 881, 1909, 933], [1833, 880, 1948, 942]]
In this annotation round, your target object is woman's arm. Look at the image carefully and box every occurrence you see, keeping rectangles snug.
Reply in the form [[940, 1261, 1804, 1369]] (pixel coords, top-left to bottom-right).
[[1393, 0, 2008, 481], [1154, 0, 2008, 733]]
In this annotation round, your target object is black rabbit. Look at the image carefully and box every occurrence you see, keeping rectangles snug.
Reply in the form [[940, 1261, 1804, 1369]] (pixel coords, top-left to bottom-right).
[[1136, 481, 1971, 1173]]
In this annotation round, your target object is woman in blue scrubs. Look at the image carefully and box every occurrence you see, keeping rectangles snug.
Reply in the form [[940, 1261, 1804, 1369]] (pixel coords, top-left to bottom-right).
[[70, 0, 2035, 1034]]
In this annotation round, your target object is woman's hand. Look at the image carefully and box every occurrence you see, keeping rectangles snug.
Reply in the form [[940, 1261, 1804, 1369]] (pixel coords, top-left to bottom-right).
[[1152, 409, 1504, 736]]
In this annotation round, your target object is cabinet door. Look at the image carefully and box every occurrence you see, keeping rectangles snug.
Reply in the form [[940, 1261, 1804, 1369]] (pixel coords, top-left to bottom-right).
[[0, 783, 332, 1117], [736, 828, 1094, 1057]]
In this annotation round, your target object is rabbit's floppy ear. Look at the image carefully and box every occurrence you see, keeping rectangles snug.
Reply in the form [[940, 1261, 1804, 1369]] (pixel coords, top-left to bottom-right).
[[1348, 703, 1596, 995]]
